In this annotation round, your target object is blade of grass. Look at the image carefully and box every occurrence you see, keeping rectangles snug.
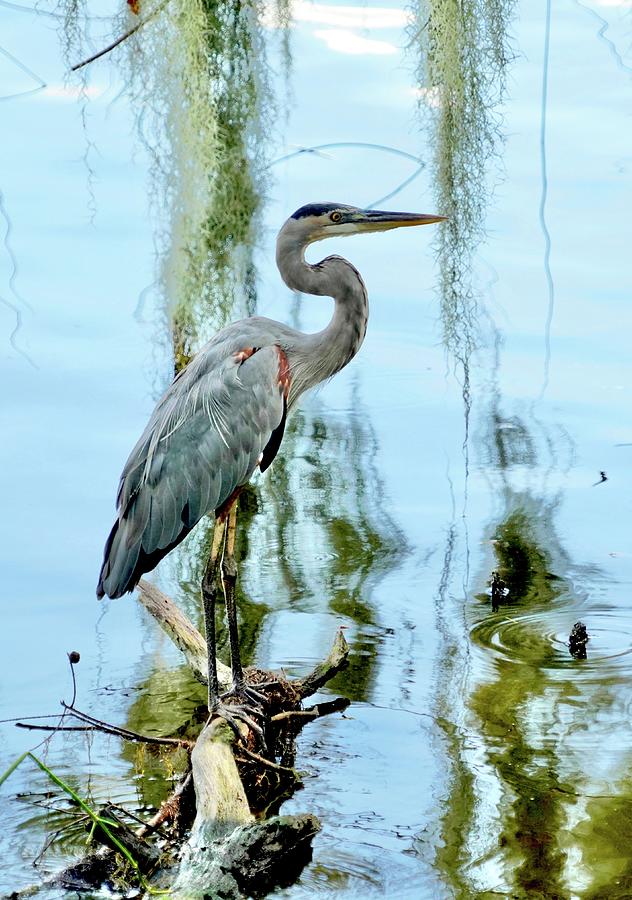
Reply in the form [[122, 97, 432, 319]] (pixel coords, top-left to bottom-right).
[[0, 748, 169, 893]]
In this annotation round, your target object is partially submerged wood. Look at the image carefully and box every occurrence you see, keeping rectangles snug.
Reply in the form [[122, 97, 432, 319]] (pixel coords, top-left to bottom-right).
[[172, 718, 318, 897], [33, 589, 350, 897], [93, 802, 162, 872], [137, 579, 232, 689], [188, 719, 253, 841], [293, 628, 349, 699], [172, 812, 320, 898]]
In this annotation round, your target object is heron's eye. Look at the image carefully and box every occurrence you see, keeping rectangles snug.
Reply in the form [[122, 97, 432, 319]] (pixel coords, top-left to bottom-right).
[[330, 211, 342, 222]]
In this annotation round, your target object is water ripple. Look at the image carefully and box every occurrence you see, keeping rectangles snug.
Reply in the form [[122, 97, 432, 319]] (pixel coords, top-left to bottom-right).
[[471, 607, 632, 680]]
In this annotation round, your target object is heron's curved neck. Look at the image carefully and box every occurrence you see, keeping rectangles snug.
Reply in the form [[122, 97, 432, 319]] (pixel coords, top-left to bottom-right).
[[276, 233, 368, 397]]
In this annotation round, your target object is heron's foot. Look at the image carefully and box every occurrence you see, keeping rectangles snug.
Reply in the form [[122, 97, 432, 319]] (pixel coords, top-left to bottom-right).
[[211, 678, 269, 748], [220, 680, 268, 709], [208, 700, 267, 750]]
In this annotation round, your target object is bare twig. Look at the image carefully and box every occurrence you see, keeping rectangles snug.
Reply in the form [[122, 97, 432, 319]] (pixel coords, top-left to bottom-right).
[[271, 696, 350, 723], [60, 702, 191, 749], [235, 745, 297, 774], [16, 723, 95, 733], [109, 803, 171, 841], [293, 629, 349, 699], [67, 651, 80, 708], [70, 0, 170, 72], [137, 770, 193, 837]]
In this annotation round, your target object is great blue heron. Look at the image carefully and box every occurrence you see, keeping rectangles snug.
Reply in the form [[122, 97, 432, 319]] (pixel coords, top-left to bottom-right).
[[97, 202, 444, 726]]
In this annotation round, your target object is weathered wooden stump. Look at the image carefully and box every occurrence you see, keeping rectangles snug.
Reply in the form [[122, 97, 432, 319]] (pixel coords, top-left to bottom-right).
[[137, 580, 349, 896], [29, 581, 349, 897], [171, 719, 320, 897]]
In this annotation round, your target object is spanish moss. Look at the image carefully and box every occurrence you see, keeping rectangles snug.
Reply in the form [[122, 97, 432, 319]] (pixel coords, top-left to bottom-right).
[[411, 0, 516, 368]]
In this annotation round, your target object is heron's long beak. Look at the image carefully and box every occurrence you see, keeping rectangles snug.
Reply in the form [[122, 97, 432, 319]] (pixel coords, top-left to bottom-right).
[[354, 209, 447, 232]]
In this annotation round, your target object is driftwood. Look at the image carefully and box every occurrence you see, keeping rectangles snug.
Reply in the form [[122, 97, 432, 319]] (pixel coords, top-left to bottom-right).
[[34, 582, 349, 897], [137, 579, 232, 689], [93, 802, 162, 871], [136, 582, 349, 896], [171, 720, 320, 897]]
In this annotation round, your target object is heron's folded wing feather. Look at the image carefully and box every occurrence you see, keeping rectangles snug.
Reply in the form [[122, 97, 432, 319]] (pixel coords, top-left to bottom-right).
[[98, 344, 286, 598]]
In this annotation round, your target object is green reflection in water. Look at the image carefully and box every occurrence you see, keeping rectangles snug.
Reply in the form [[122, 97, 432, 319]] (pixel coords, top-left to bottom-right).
[[492, 509, 562, 607], [467, 492, 575, 899], [432, 364, 632, 896], [430, 317, 579, 895], [578, 766, 632, 898], [254, 381, 408, 703], [121, 665, 204, 812], [470, 657, 573, 899]]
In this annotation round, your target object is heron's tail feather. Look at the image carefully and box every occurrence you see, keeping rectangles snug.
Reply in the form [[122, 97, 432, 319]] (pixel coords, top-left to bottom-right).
[[96, 516, 190, 599]]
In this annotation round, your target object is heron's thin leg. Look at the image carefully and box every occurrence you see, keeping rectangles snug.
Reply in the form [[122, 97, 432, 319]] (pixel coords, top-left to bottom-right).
[[221, 503, 244, 688], [202, 518, 225, 711]]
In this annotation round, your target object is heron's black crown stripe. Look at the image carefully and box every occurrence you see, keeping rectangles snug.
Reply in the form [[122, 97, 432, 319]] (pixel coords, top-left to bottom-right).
[[291, 202, 344, 219]]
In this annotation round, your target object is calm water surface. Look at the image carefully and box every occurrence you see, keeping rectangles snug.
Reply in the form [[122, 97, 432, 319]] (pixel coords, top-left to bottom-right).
[[1, 1, 631, 897]]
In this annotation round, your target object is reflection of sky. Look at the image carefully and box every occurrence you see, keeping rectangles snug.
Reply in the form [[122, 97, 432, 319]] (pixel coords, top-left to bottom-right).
[[263, 0, 407, 54], [0, 0, 631, 894]]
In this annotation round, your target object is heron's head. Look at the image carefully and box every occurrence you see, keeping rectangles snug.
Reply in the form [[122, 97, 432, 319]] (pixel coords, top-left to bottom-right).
[[285, 202, 446, 244]]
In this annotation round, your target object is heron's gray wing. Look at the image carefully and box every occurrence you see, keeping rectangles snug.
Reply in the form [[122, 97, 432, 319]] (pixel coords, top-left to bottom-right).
[[97, 344, 287, 598]]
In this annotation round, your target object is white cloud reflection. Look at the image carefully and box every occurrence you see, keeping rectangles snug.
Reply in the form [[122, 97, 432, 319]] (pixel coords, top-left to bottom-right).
[[42, 84, 106, 100], [291, 2, 409, 29], [263, 1, 408, 55], [312, 28, 398, 55]]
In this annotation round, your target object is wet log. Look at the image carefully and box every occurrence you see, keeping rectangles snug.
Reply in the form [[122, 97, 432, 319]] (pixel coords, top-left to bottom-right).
[[92, 802, 162, 871], [134, 583, 349, 895], [171, 719, 319, 898], [293, 627, 349, 699], [136, 579, 232, 689]]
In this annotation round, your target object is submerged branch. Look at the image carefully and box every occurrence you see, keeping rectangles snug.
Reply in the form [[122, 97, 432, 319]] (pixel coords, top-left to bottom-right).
[[59, 702, 191, 749], [293, 629, 349, 698], [136, 578, 232, 688], [271, 696, 350, 723]]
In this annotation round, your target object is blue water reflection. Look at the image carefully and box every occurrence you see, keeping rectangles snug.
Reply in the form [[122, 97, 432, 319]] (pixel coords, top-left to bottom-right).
[[0, 0, 631, 896]]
